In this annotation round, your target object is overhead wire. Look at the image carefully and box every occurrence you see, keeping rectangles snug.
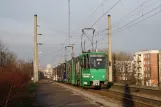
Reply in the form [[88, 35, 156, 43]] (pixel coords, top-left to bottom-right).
[[51, 35, 73, 65], [82, 0, 122, 50], [70, 0, 109, 35], [88, 0, 109, 19], [124, 0, 160, 21], [112, 5, 161, 34], [94, 3, 161, 44], [64, 0, 115, 47], [91, 0, 122, 27], [112, 0, 151, 26], [52, 46, 66, 65], [94, 0, 158, 35], [112, 10, 161, 36], [48, 28, 79, 35], [97, 8, 161, 43]]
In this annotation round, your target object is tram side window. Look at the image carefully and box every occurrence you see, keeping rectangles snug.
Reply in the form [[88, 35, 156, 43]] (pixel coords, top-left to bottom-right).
[[64, 64, 66, 71], [68, 65, 70, 72], [86, 54, 89, 69], [76, 60, 80, 73], [84, 56, 86, 68], [83, 55, 89, 69]]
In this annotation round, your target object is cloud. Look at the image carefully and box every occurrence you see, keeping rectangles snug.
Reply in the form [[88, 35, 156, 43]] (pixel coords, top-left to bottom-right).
[[0, 0, 161, 66]]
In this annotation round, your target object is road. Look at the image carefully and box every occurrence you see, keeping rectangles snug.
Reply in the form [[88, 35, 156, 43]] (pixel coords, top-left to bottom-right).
[[35, 79, 103, 107]]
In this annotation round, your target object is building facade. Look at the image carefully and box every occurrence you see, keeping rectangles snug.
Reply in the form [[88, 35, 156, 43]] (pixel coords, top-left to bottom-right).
[[113, 61, 133, 83], [133, 50, 159, 87], [159, 51, 161, 87], [44, 64, 53, 78]]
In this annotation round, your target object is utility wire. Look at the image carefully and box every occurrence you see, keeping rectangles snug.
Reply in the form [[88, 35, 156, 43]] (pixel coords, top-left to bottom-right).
[[97, 9, 161, 43], [52, 46, 66, 65], [91, 0, 122, 27], [88, 0, 109, 19], [112, 10, 161, 36], [48, 28, 79, 35], [51, 36, 72, 65], [112, 5, 161, 34], [112, 0, 151, 26], [95, 0, 159, 35], [68, 0, 109, 38], [121, 0, 160, 24]]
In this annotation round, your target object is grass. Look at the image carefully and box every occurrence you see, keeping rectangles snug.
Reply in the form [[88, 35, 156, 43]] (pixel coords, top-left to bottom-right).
[[28, 81, 37, 93], [6, 81, 37, 107]]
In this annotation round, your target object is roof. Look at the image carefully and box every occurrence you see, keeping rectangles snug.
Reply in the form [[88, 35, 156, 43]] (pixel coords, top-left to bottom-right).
[[81, 51, 106, 55], [135, 50, 160, 54]]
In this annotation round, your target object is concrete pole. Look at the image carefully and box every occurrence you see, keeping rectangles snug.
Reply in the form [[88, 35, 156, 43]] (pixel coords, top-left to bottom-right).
[[108, 15, 113, 83], [34, 14, 38, 82]]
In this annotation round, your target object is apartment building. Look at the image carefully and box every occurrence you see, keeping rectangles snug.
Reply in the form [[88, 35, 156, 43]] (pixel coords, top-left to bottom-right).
[[159, 51, 161, 87], [133, 50, 159, 87], [114, 61, 133, 82]]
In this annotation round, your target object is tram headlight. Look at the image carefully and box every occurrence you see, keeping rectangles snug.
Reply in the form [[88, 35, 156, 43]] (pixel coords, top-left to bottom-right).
[[92, 76, 94, 78], [102, 75, 105, 78]]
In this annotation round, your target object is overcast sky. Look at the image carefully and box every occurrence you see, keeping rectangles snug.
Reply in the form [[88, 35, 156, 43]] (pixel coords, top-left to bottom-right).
[[0, 0, 161, 67]]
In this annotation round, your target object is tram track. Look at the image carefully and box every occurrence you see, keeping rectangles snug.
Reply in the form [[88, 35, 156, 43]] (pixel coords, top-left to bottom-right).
[[87, 88, 161, 107], [56, 82, 161, 107]]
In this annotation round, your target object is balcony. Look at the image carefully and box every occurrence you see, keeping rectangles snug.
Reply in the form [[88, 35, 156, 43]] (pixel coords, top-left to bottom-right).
[[138, 68, 142, 73], [137, 64, 142, 68], [137, 57, 142, 61]]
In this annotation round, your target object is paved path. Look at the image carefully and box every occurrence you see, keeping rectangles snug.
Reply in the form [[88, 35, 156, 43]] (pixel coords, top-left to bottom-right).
[[36, 79, 103, 107]]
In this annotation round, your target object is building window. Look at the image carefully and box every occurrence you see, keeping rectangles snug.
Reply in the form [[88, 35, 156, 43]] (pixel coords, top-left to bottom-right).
[[144, 55, 146, 58]]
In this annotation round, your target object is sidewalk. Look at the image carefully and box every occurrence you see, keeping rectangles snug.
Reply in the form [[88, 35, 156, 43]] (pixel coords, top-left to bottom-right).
[[35, 79, 102, 107]]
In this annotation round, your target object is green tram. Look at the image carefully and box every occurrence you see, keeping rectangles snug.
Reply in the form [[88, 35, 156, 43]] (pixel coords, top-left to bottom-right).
[[54, 51, 107, 88]]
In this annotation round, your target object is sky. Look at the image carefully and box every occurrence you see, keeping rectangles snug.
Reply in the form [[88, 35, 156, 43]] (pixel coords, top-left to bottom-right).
[[0, 0, 161, 67]]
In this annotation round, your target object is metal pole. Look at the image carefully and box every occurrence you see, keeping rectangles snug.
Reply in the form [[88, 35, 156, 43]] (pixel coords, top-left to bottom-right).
[[108, 15, 113, 83], [34, 14, 38, 82], [81, 32, 83, 52], [68, 0, 71, 45], [72, 44, 74, 59], [92, 39, 93, 51], [84, 40, 86, 51], [96, 40, 97, 52], [65, 47, 67, 61], [92, 32, 95, 51]]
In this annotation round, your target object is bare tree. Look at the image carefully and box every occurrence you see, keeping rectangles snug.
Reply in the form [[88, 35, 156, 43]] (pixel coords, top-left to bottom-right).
[[6, 52, 17, 66], [0, 40, 8, 68]]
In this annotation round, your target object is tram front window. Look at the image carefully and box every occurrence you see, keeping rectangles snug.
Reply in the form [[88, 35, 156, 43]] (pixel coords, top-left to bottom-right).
[[89, 55, 106, 69]]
